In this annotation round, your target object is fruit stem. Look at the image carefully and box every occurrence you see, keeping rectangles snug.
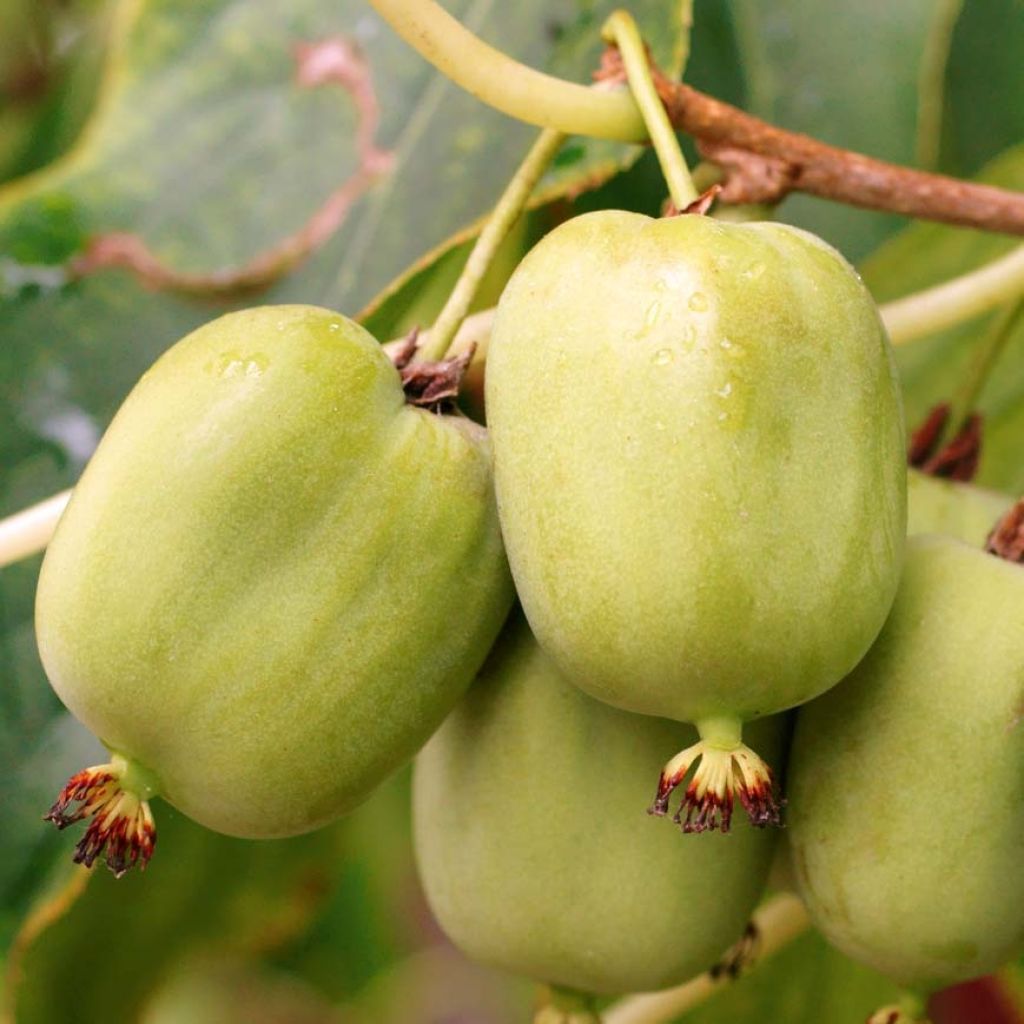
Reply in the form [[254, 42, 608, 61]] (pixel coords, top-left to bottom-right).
[[44, 755, 159, 877], [602, 893, 810, 1024], [942, 295, 1024, 445], [879, 242, 1024, 345], [600, 10, 699, 211], [366, 0, 644, 141], [419, 127, 567, 363]]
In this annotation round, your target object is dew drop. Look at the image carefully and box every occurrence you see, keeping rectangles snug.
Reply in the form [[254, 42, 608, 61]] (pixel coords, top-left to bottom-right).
[[716, 382, 733, 399], [645, 301, 662, 328], [652, 348, 674, 366], [745, 262, 766, 280], [682, 324, 698, 346], [688, 292, 709, 312]]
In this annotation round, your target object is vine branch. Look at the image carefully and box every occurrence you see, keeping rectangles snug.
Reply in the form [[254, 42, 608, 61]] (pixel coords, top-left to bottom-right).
[[602, 893, 811, 1024], [600, 50, 1024, 235], [376, 0, 1024, 235]]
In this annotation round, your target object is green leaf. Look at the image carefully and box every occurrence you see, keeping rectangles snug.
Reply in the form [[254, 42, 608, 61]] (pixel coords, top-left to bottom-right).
[[726, 0, 960, 259], [5, 806, 342, 1024], [941, 0, 1024, 177], [860, 144, 1024, 494]]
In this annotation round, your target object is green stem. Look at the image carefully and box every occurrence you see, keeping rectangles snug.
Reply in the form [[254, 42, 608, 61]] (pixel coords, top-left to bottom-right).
[[366, 0, 643, 141], [943, 296, 1024, 442], [879, 242, 1024, 345], [603, 894, 810, 1024], [601, 10, 698, 210], [418, 127, 566, 362]]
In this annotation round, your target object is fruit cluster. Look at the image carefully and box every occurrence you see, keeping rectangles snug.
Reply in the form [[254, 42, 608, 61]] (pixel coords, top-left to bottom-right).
[[35, 207, 1023, 1014]]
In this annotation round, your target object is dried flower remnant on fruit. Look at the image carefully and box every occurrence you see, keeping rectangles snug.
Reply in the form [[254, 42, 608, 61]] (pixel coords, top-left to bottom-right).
[[662, 184, 722, 218], [44, 762, 156, 877], [649, 740, 783, 833], [908, 402, 982, 482], [393, 327, 477, 410], [985, 498, 1024, 563]]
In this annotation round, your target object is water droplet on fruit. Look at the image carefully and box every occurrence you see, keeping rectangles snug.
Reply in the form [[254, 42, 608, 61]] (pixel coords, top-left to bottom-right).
[[645, 301, 662, 328], [688, 292, 709, 312], [329, 322, 341, 331], [681, 324, 698, 347], [216, 351, 268, 380], [745, 262, 766, 280], [652, 348, 674, 366], [716, 382, 733, 399], [659, 268, 685, 291]]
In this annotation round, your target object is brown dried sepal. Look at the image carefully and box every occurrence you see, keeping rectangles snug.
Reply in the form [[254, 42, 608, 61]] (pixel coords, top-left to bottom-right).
[[908, 402, 982, 482], [986, 498, 1024, 563], [663, 184, 724, 219], [44, 765, 156, 878], [393, 328, 476, 411], [649, 741, 783, 833]]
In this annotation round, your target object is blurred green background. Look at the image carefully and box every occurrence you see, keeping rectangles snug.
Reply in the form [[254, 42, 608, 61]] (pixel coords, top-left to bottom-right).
[[2, 1, 1024, 1021]]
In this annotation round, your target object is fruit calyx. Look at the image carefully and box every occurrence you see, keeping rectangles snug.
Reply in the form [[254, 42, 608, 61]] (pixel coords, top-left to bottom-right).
[[908, 402, 982, 482], [663, 182, 722, 218], [44, 753, 158, 877], [391, 327, 475, 411], [649, 720, 782, 833], [986, 498, 1024, 562]]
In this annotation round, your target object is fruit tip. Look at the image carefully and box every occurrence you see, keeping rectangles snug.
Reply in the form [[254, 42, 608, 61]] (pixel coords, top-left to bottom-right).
[[651, 740, 783, 834], [45, 764, 157, 877]]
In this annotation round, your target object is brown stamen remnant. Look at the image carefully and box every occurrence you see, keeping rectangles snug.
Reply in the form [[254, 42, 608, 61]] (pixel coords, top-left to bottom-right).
[[69, 36, 394, 296], [986, 498, 1024, 563], [709, 921, 761, 981], [394, 329, 477, 410], [596, 46, 1024, 235], [663, 183, 723, 218], [908, 402, 982, 482], [649, 741, 783, 833], [44, 765, 156, 878]]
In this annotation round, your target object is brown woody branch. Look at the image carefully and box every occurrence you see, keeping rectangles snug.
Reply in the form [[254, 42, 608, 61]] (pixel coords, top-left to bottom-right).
[[599, 50, 1024, 235]]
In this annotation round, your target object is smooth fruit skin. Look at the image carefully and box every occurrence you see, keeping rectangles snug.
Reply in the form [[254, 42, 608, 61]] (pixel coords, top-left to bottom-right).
[[787, 535, 1024, 991], [36, 305, 513, 839], [486, 211, 905, 726], [413, 611, 784, 995], [907, 467, 1011, 545]]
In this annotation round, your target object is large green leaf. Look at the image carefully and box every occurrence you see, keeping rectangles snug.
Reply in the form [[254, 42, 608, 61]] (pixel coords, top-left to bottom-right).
[[941, 0, 1024, 177], [860, 144, 1024, 494], [725, 0, 961, 260]]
